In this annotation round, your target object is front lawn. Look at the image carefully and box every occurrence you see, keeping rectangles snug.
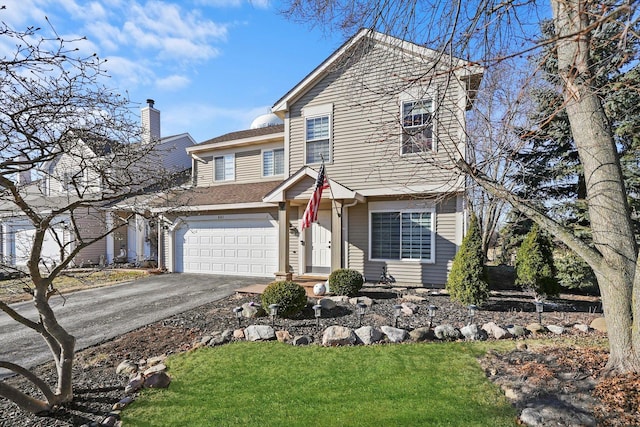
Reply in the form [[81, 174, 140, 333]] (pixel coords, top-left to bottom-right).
[[122, 341, 518, 426]]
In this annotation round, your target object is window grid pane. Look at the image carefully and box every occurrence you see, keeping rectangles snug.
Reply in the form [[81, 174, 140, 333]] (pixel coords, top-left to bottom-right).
[[306, 116, 330, 163], [214, 157, 225, 181], [402, 99, 433, 154], [306, 140, 330, 164], [401, 212, 432, 259], [371, 212, 401, 259], [274, 149, 284, 175], [263, 151, 273, 176]]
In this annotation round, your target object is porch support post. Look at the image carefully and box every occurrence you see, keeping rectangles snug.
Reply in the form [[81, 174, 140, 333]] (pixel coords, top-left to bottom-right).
[[275, 201, 292, 281], [331, 200, 343, 272]]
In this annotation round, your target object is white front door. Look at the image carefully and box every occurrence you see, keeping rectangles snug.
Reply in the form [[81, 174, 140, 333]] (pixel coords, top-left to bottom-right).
[[307, 209, 331, 274]]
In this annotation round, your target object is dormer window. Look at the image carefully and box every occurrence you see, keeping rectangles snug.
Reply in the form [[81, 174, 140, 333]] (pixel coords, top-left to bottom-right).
[[214, 154, 234, 181], [263, 148, 284, 177], [401, 99, 433, 154]]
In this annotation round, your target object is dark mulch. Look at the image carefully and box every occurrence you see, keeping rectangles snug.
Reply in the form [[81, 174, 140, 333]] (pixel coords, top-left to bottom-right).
[[0, 286, 635, 426]]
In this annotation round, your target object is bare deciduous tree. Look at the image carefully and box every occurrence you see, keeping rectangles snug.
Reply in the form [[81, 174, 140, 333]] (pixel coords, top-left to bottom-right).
[[282, 0, 640, 374], [0, 20, 182, 413]]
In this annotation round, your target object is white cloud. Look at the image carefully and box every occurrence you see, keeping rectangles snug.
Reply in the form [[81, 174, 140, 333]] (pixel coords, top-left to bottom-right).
[[156, 74, 191, 91], [101, 55, 155, 88]]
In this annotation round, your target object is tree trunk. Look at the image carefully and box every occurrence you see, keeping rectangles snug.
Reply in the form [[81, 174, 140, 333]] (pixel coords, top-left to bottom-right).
[[552, 0, 640, 374]]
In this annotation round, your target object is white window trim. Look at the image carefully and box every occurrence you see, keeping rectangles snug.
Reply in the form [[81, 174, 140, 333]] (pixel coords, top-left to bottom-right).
[[399, 90, 438, 155], [368, 207, 436, 264], [303, 103, 333, 165], [213, 154, 235, 182], [261, 148, 284, 178]]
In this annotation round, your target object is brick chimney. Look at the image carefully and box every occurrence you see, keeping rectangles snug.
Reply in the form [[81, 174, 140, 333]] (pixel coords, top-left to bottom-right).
[[141, 99, 160, 144]]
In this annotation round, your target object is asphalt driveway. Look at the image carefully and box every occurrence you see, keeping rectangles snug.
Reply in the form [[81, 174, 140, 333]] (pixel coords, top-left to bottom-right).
[[0, 273, 269, 379]]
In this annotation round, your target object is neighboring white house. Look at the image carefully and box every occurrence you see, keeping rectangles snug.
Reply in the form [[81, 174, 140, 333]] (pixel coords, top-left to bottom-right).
[[0, 100, 195, 269]]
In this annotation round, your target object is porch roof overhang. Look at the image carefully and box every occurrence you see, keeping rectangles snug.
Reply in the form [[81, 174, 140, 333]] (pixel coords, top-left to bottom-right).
[[262, 166, 366, 203]]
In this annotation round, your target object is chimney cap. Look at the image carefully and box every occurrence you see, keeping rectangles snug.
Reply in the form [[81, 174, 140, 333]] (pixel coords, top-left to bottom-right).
[[146, 99, 155, 108]]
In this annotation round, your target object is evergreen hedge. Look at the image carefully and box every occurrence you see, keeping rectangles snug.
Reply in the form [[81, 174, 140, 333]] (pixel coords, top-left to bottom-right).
[[515, 224, 560, 297], [446, 213, 489, 306]]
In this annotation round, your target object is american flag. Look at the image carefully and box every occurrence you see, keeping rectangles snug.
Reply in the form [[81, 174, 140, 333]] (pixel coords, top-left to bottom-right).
[[301, 164, 330, 230]]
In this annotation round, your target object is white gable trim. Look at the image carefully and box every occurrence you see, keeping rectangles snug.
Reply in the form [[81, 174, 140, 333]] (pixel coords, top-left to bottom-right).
[[262, 167, 365, 203]]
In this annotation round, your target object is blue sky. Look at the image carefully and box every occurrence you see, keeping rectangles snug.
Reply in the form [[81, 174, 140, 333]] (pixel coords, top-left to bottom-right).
[[2, 1, 346, 143]]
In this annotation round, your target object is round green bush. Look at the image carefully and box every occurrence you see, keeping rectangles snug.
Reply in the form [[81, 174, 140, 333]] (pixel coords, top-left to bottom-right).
[[260, 281, 308, 318], [328, 268, 364, 296]]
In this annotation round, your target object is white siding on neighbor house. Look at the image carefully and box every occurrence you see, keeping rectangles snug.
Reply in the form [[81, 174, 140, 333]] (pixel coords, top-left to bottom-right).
[[287, 39, 466, 195], [346, 196, 458, 286], [193, 142, 284, 187]]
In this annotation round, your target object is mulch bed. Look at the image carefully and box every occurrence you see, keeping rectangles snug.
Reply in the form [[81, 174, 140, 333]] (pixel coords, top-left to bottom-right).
[[0, 287, 638, 426]]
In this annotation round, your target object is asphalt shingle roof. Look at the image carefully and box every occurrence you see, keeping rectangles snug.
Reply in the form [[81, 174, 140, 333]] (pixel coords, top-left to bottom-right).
[[155, 180, 282, 208], [196, 124, 284, 146]]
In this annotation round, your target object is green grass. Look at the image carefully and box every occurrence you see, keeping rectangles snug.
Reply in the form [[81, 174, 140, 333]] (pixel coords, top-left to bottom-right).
[[122, 342, 518, 427]]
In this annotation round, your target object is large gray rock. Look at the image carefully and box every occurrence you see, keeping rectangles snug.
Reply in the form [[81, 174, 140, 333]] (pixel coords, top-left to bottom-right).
[[208, 329, 233, 346], [349, 296, 374, 307], [402, 294, 427, 303], [241, 302, 264, 319], [116, 360, 138, 376], [354, 326, 383, 345], [401, 302, 418, 316], [322, 325, 356, 346], [507, 325, 527, 338], [546, 325, 565, 335], [482, 322, 511, 340], [292, 335, 313, 346], [244, 325, 276, 341], [144, 371, 171, 389], [381, 326, 408, 343], [434, 324, 461, 340], [143, 363, 166, 376], [460, 324, 487, 341], [318, 298, 337, 310], [573, 324, 591, 333], [590, 317, 607, 333], [526, 323, 546, 334], [409, 326, 432, 342]]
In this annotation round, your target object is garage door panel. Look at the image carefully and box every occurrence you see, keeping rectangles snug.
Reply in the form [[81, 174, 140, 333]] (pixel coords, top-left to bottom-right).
[[176, 217, 277, 278]]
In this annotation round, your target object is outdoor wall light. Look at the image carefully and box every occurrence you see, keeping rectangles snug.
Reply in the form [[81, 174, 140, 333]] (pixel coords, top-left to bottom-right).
[[269, 304, 280, 326], [356, 302, 367, 327], [393, 304, 402, 328], [428, 305, 438, 329], [534, 301, 544, 324], [233, 306, 243, 327], [468, 304, 478, 325], [312, 304, 322, 327]]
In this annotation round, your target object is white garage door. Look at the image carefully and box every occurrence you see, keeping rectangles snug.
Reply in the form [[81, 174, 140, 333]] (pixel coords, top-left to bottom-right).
[[175, 216, 278, 277]]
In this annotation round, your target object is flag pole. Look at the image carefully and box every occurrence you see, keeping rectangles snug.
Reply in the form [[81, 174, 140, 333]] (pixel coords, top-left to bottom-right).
[[320, 155, 340, 219]]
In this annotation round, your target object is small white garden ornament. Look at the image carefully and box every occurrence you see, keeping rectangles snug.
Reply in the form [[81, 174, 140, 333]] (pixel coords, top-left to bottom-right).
[[313, 283, 326, 296]]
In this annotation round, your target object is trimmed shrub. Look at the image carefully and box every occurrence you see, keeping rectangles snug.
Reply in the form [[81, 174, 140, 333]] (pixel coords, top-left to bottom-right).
[[446, 213, 489, 306], [515, 224, 560, 297], [261, 281, 308, 318], [328, 269, 364, 296]]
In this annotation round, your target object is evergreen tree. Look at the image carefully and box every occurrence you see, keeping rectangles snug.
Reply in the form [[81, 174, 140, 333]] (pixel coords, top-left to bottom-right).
[[446, 213, 489, 306], [515, 224, 560, 298]]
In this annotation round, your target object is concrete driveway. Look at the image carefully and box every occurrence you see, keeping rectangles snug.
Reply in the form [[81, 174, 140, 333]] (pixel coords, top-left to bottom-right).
[[0, 273, 269, 379]]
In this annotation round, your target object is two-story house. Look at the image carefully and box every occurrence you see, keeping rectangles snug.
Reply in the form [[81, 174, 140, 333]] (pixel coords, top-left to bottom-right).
[[157, 29, 482, 286], [0, 100, 195, 269]]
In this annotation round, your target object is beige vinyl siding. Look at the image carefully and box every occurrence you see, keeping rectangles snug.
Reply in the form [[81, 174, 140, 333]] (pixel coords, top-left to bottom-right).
[[193, 143, 284, 187], [288, 206, 299, 274], [347, 197, 458, 287], [73, 207, 107, 266], [287, 40, 465, 193]]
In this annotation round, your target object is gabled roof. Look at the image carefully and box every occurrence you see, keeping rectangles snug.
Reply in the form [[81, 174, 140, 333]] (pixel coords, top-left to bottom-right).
[[272, 29, 484, 114], [263, 167, 365, 203]]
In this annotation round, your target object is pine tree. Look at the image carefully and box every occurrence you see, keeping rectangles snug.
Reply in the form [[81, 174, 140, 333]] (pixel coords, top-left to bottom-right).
[[446, 213, 489, 306], [515, 224, 560, 298]]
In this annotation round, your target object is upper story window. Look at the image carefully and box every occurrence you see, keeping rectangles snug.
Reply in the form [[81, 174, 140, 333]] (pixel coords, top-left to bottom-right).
[[214, 154, 234, 181], [263, 148, 284, 177], [305, 115, 331, 164], [401, 99, 433, 154]]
